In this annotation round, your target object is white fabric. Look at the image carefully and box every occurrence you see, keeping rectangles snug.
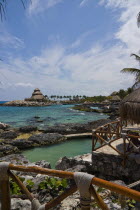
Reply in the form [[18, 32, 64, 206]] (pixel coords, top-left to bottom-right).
[[31, 198, 45, 210], [74, 172, 94, 208], [39, 204, 46, 210], [0, 162, 10, 181]]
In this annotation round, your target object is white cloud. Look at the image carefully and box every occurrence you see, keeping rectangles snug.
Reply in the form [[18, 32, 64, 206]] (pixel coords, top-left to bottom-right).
[[0, 42, 136, 100], [80, 0, 90, 7], [28, 0, 63, 15], [0, 30, 24, 49], [15, 83, 33, 87], [0, 0, 140, 100]]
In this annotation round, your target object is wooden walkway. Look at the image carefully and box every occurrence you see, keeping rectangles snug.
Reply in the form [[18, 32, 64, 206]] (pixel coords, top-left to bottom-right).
[[65, 133, 92, 139], [95, 138, 129, 155]]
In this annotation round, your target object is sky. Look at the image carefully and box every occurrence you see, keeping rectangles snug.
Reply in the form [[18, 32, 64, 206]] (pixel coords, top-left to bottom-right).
[[0, 0, 140, 100]]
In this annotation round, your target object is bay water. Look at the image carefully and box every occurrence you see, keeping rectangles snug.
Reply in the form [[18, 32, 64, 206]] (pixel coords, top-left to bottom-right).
[[0, 104, 107, 167]]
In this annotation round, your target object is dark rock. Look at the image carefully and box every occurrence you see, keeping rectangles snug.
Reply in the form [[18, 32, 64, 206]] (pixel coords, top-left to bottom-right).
[[55, 156, 92, 173], [0, 145, 19, 157], [36, 120, 44, 123], [34, 116, 40, 119], [11, 139, 34, 150], [44, 119, 111, 135], [0, 122, 10, 130], [35, 160, 51, 169], [28, 133, 66, 145], [87, 119, 111, 129], [66, 165, 87, 172], [0, 154, 30, 165], [0, 130, 18, 139], [19, 126, 37, 133]]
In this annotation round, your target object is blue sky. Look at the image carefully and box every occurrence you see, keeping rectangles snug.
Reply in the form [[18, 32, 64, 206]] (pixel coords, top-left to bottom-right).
[[0, 0, 140, 100]]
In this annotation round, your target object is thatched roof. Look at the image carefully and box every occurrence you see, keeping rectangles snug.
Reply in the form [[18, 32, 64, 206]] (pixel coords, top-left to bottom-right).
[[31, 88, 44, 100], [110, 91, 118, 96], [119, 88, 140, 124], [102, 99, 110, 104], [110, 95, 121, 101]]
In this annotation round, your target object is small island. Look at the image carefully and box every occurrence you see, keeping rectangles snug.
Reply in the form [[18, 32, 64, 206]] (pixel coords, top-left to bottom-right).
[[2, 88, 54, 107]]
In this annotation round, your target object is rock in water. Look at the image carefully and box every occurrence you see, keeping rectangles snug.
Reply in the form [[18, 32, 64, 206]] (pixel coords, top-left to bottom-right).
[[11, 139, 34, 149], [0, 122, 10, 130], [28, 133, 66, 145], [19, 126, 37, 133], [0, 130, 18, 139]]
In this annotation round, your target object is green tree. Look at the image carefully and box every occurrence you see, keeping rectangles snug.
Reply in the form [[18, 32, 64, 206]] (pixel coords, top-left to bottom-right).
[[121, 54, 140, 88], [118, 89, 127, 99]]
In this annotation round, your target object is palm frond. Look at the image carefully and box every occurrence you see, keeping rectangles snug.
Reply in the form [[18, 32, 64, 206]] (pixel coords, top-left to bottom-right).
[[131, 53, 140, 61], [137, 12, 140, 28], [132, 81, 140, 89], [0, 2, 6, 21], [0, 0, 28, 20], [121, 68, 140, 75]]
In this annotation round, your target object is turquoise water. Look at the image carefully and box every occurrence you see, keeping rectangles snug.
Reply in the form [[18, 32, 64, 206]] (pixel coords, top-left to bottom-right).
[[0, 104, 107, 129], [0, 103, 106, 166], [22, 137, 93, 168]]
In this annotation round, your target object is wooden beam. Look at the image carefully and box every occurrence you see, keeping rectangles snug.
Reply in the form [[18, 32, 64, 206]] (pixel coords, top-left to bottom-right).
[[45, 185, 77, 209], [8, 171, 34, 202], [0, 180, 11, 210]]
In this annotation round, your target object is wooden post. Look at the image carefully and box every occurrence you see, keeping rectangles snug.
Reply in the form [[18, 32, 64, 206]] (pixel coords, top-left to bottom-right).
[[123, 134, 126, 166], [92, 133, 95, 151], [90, 185, 109, 210], [45, 185, 77, 209], [0, 180, 11, 210], [8, 171, 34, 202]]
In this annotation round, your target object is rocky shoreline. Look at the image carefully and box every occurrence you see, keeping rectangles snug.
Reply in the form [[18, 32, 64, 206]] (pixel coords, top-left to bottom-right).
[[0, 100, 55, 107], [72, 104, 119, 120], [0, 118, 111, 157]]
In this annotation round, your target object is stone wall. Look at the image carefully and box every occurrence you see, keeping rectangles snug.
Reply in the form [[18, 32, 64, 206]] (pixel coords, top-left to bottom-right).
[[92, 151, 140, 183], [55, 152, 140, 184]]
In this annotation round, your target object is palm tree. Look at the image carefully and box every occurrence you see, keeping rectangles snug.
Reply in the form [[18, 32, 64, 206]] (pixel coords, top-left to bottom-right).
[[121, 54, 140, 88], [137, 12, 140, 27], [0, 0, 26, 20]]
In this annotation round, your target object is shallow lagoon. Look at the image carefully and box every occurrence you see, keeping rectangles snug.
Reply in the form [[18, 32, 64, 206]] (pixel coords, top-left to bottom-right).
[[22, 137, 94, 168]]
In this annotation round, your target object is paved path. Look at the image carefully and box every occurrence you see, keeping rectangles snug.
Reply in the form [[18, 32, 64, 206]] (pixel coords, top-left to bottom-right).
[[95, 138, 130, 155]]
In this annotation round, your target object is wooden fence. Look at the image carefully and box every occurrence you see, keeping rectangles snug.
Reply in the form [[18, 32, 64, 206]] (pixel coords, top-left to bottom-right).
[[92, 120, 123, 152], [0, 163, 140, 210], [92, 120, 140, 166]]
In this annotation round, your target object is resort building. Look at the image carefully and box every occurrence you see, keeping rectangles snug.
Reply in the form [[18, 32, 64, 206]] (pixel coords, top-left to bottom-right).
[[25, 88, 46, 102]]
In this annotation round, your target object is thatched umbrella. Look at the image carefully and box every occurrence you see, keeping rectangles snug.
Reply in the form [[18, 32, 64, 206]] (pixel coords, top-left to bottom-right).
[[119, 88, 140, 124], [110, 95, 121, 102]]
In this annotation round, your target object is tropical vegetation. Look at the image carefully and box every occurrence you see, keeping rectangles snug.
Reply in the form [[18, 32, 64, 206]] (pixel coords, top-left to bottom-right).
[[121, 54, 140, 89]]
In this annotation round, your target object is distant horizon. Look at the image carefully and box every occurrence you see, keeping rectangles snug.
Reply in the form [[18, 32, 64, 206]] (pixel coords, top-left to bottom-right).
[[0, 0, 139, 100]]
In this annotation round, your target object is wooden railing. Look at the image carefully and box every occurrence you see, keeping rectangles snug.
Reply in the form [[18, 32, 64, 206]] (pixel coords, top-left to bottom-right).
[[92, 120, 140, 166], [1, 164, 140, 210], [92, 120, 123, 152]]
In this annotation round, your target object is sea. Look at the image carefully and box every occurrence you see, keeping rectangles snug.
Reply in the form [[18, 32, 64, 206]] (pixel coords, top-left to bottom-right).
[[0, 102, 107, 167]]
